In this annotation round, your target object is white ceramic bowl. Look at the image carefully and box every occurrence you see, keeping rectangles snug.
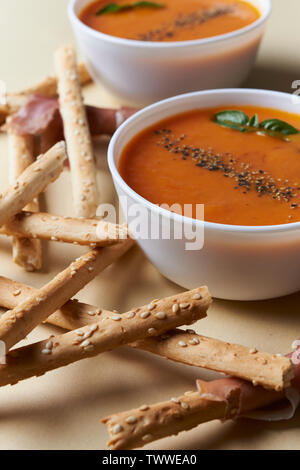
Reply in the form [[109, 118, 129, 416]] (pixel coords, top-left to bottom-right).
[[108, 89, 300, 301], [69, 0, 271, 104]]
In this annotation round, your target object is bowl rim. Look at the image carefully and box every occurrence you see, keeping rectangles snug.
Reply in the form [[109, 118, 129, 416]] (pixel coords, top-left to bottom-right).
[[108, 88, 300, 234], [69, 0, 271, 49]]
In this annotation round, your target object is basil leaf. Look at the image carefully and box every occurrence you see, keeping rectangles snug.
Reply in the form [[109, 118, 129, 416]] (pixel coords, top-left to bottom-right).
[[213, 109, 300, 141], [249, 114, 259, 128], [213, 110, 250, 131], [260, 119, 300, 136], [96, 1, 164, 15]]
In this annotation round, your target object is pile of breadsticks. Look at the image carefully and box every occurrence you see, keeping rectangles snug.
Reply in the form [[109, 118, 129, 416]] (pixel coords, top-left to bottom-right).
[[0, 45, 298, 451]]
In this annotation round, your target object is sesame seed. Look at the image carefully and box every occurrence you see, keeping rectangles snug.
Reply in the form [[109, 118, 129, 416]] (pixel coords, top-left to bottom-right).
[[148, 303, 156, 311], [179, 303, 190, 309], [252, 380, 258, 387], [181, 402, 189, 410], [250, 348, 258, 354], [84, 344, 95, 352], [41, 349, 51, 355], [189, 338, 200, 345], [192, 293, 202, 300], [80, 340, 91, 348], [77, 331, 84, 337], [148, 328, 156, 336], [110, 314, 121, 322], [45, 341, 53, 350], [155, 312, 166, 320], [172, 303, 179, 313], [171, 397, 180, 404], [139, 405, 149, 411], [87, 311, 96, 316], [13, 289, 21, 296], [142, 434, 153, 442], [82, 331, 92, 340], [125, 416, 137, 425], [88, 267, 94, 272], [90, 324, 98, 333], [113, 424, 123, 434], [178, 341, 187, 348], [140, 311, 150, 319], [127, 311, 136, 319]]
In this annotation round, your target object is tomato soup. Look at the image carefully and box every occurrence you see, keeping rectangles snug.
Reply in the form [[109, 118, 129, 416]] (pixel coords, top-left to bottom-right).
[[79, 0, 260, 42], [119, 106, 300, 226]]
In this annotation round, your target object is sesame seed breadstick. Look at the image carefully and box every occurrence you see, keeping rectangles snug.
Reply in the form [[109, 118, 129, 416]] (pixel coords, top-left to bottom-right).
[[0, 277, 292, 392], [0, 63, 91, 120], [14, 62, 91, 99], [55, 46, 98, 217], [0, 239, 133, 350], [102, 391, 230, 450], [7, 122, 42, 271], [132, 331, 293, 392], [0, 287, 210, 386], [0, 141, 66, 227], [0, 276, 112, 332], [0, 211, 129, 246]]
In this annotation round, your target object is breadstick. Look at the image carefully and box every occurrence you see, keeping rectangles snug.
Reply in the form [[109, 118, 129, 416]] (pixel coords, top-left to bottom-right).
[[102, 391, 231, 450], [103, 362, 300, 450], [0, 211, 129, 246], [102, 379, 287, 450], [132, 331, 293, 391], [0, 276, 112, 331], [14, 62, 91, 98], [55, 46, 98, 217], [0, 239, 133, 350], [0, 276, 292, 392], [7, 122, 42, 271], [0, 63, 92, 121], [0, 141, 66, 227], [0, 287, 210, 386]]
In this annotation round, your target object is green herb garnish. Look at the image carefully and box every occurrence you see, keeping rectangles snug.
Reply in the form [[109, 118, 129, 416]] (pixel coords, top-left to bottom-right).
[[96, 1, 165, 16], [213, 110, 300, 141]]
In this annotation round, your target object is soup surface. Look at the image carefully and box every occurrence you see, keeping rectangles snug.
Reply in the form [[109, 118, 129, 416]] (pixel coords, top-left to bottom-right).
[[119, 106, 300, 226], [79, 0, 260, 42]]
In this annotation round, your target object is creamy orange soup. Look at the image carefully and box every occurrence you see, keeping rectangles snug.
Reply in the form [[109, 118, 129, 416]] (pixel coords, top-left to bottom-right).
[[79, 0, 260, 42], [119, 106, 300, 226]]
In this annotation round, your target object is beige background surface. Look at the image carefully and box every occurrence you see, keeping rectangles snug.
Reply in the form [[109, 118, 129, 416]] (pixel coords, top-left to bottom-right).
[[0, 0, 299, 450]]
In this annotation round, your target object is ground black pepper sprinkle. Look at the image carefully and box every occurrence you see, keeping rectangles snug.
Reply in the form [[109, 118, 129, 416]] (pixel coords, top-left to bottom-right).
[[155, 128, 300, 206], [138, 6, 234, 42]]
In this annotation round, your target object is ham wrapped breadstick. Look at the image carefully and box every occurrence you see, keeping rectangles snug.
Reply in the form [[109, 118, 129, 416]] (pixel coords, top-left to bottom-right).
[[0, 276, 293, 392], [102, 355, 300, 450], [55, 46, 98, 217], [4, 95, 137, 144], [0, 211, 129, 246], [0, 239, 133, 350], [0, 141, 66, 227], [7, 120, 42, 271], [0, 287, 210, 387]]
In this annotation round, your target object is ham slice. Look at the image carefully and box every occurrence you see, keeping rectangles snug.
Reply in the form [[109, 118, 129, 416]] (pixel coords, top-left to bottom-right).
[[197, 345, 300, 422], [5, 94, 137, 139]]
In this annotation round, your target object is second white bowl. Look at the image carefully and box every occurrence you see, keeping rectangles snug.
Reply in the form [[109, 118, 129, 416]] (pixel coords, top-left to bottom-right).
[[69, 0, 271, 104]]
